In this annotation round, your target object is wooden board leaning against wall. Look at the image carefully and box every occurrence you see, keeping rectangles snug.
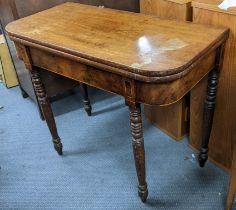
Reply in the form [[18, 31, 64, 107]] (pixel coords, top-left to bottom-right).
[[140, 0, 192, 140], [0, 34, 18, 88], [190, 0, 236, 171]]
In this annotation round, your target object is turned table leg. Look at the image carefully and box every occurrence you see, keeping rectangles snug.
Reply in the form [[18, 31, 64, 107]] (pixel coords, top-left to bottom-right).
[[225, 143, 236, 210], [198, 68, 219, 167], [128, 103, 148, 202], [30, 67, 63, 155], [80, 83, 92, 116], [198, 46, 224, 167]]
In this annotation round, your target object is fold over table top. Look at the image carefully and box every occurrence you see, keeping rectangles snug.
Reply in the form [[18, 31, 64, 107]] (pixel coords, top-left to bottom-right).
[[6, 2, 228, 80]]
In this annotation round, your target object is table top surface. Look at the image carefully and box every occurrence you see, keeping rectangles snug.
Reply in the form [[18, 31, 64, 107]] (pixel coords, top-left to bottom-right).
[[6, 3, 228, 78]]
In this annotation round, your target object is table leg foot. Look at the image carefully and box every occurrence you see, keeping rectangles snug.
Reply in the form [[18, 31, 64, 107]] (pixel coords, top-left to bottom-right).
[[85, 106, 92, 116], [138, 183, 148, 202], [198, 148, 208, 167], [80, 83, 92, 116], [20, 87, 29, 98], [53, 138, 63, 155], [128, 103, 148, 202]]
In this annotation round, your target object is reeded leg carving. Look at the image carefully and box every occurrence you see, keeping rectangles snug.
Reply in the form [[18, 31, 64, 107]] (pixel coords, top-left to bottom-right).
[[129, 103, 148, 202], [80, 83, 92, 116], [30, 68, 63, 155], [198, 68, 219, 167]]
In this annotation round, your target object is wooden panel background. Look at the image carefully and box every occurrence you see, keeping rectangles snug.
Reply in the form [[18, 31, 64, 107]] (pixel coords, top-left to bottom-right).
[[145, 99, 189, 140], [190, 4, 236, 171], [140, 0, 192, 21]]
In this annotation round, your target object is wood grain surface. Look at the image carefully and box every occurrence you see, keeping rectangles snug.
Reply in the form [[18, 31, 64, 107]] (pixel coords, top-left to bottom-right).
[[192, 0, 236, 16], [140, 0, 192, 21], [19, 45, 216, 105], [6, 2, 228, 81]]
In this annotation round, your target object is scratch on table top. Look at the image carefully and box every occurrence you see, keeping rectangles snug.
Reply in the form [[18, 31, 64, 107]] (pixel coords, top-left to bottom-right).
[[132, 38, 188, 68], [131, 57, 152, 68], [25, 29, 42, 35], [24, 26, 51, 35], [158, 38, 188, 53]]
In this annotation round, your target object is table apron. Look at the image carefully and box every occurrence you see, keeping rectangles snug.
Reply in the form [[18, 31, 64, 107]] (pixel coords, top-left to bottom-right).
[[20, 44, 216, 106]]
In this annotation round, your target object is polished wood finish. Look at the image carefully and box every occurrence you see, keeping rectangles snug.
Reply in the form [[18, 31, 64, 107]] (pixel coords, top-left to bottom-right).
[[6, 3, 226, 79], [6, 3, 228, 203], [140, 0, 192, 21], [190, 0, 236, 171], [140, 0, 192, 140], [226, 141, 236, 210]]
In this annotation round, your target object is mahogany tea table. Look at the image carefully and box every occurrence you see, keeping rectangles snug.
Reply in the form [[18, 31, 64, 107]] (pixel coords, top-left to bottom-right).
[[6, 3, 229, 203]]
